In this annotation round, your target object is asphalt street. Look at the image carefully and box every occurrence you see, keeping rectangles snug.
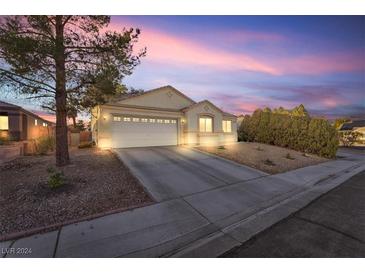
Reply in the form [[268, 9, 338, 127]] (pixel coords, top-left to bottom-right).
[[222, 170, 365, 258]]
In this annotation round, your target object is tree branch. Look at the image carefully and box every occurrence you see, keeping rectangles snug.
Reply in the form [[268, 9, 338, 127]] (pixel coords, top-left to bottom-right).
[[0, 68, 56, 91], [62, 16, 73, 27]]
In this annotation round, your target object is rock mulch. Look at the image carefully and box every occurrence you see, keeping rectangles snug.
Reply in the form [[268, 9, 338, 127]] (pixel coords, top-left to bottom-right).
[[0, 148, 153, 238], [196, 142, 328, 174]]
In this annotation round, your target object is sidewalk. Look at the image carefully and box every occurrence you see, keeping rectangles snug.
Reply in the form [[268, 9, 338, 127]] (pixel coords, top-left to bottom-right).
[[1, 150, 364, 258]]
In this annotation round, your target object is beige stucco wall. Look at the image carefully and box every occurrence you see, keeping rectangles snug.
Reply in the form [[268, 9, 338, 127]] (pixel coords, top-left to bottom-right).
[[184, 102, 223, 133], [92, 90, 238, 148], [183, 101, 237, 146], [118, 87, 194, 110]]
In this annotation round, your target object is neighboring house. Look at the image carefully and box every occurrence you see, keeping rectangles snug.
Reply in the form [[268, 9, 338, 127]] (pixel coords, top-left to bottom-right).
[[0, 100, 54, 141], [91, 85, 237, 148], [339, 119, 365, 142]]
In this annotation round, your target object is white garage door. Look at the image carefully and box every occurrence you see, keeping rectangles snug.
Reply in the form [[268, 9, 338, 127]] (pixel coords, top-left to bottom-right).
[[111, 116, 178, 148]]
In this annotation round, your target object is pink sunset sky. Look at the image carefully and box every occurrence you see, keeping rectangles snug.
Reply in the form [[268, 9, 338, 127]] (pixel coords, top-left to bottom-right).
[[1, 16, 364, 122]]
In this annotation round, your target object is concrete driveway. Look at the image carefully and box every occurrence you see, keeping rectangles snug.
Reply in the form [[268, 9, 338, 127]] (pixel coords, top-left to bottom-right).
[[3, 146, 364, 257], [114, 146, 267, 202]]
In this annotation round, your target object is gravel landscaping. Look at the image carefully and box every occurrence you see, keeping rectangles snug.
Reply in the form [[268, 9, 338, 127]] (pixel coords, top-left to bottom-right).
[[196, 142, 328, 174], [0, 148, 153, 238]]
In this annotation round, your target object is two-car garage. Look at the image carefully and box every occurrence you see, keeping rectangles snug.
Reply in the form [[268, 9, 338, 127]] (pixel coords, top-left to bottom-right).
[[110, 115, 178, 148]]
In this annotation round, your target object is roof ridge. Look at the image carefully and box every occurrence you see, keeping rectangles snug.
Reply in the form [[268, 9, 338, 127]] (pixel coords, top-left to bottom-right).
[[0, 100, 21, 108], [111, 85, 196, 104], [0, 100, 55, 124], [181, 99, 236, 117]]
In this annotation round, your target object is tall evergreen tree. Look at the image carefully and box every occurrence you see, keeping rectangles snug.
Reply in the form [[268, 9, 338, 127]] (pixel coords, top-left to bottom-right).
[[0, 16, 146, 165]]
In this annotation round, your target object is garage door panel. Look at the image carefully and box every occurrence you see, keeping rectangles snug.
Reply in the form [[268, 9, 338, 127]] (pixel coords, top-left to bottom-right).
[[111, 118, 178, 148]]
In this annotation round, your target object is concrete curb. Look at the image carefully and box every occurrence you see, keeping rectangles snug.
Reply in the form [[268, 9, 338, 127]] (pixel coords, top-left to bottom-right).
[[167, 163, 365, 258]]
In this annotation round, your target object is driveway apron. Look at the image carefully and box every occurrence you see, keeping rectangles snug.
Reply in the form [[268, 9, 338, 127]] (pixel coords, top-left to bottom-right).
[[114, 146, 266, 201]]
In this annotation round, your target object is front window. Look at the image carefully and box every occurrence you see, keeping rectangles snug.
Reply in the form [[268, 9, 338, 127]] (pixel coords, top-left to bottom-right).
[[222, 120, 232, 133], [0, 115, 9, 130], [199, 117, 212, 133], [34, 119, 38, 126]]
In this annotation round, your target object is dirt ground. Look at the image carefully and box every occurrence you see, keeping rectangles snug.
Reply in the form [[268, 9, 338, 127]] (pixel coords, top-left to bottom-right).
[[196, 142, 328, 174], [0, 148, 153, 238]]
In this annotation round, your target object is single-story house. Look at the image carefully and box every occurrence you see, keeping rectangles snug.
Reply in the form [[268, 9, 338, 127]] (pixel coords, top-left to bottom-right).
[[339, 120, 365, 142], [91, 85, 238, 148], [0, 100, 54, 141]]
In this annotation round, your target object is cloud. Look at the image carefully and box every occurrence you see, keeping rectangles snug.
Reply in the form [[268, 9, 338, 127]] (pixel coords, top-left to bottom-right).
[[138, 29, 280, 75], [108, 17, 365, 119], [223, 29, 286, 43], [109, 19, 365, 76], [109, 21, 280, 75], [310, 104, 365, 119], [273, 52, 365, 75]]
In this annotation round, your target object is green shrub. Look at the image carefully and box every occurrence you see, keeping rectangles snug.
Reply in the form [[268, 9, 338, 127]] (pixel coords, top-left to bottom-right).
[[237, 105, 338, 158], [34, 136, 55, 155], [47, 167, 65, 189]]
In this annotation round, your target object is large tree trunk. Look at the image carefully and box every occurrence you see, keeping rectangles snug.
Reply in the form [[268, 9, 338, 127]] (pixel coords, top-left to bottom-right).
[[71, 115, 76, 128], [55, 16, 70, 166]]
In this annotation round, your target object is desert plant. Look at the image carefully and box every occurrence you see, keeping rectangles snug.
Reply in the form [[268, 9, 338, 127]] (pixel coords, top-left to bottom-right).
[[34, 136, 55, 155], [263, 159, 275, 166], [47, 167, 65, 189], [285, 153, 295, 160]]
